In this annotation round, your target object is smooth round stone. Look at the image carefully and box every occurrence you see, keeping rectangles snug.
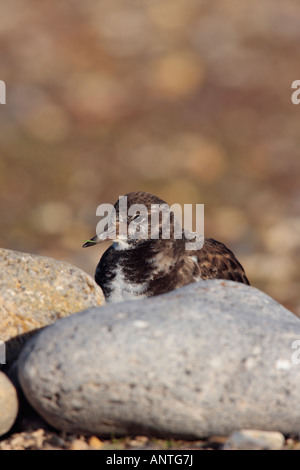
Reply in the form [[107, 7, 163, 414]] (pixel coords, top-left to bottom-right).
[[0, 248, 105, 368], [0, 372, 18, 436], [18, 280, 300, 438], [224, 429, 285, 450]]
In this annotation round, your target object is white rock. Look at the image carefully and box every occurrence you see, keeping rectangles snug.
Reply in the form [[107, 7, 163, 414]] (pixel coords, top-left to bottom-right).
[[0, 372, 18, 436], [224, 429, 285, 450]]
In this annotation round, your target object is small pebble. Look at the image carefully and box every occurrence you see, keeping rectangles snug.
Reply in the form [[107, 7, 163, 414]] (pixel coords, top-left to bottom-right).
[[69, 438, 90, 450], [88, 436, 103, 449]]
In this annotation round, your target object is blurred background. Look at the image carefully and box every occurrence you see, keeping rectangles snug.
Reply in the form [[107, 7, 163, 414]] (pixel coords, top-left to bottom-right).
[[0, 0, 299, 314]]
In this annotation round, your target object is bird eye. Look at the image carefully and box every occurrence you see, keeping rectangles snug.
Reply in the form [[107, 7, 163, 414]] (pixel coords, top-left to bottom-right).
[[132, 213, 143, 222]]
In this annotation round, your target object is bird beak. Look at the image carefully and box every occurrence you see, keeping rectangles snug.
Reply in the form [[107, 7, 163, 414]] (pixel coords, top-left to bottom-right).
[[82, 235, 100, 248], [82, 224, 117, 248]]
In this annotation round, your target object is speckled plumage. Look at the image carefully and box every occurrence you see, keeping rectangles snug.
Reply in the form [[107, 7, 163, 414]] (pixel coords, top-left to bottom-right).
[[83, 191, 249, 302]]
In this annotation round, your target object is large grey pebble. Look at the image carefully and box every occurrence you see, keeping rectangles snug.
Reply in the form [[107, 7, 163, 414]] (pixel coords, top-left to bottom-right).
[[18, 280, 300, 438], [0, 372, 18, 436], [0, 248, 105, 368]]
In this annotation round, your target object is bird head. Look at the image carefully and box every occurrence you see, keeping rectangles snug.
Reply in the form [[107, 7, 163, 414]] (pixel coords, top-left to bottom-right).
[[82, 191, 182, 250]]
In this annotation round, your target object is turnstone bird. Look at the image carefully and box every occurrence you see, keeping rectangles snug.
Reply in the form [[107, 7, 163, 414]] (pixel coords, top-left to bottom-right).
[[83, 191, 249, 303]]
